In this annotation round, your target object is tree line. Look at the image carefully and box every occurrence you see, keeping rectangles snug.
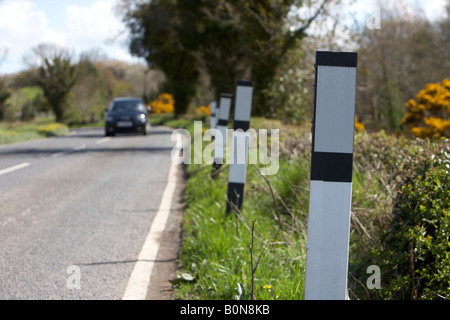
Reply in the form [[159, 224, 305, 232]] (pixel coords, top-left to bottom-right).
[[1, 0, 448, 134], [118, 0, 340, 119], [118, 0, 450, 133], [357, 0, 450, 133], [0, 44, 164, 124]]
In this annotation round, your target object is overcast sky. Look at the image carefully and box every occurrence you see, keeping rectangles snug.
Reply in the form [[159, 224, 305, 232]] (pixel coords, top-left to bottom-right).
[[0, 0, 448, 75]]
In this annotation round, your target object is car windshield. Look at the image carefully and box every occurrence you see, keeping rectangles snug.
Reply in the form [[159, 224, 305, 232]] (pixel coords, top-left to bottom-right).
[[110, 100, 146, 112]]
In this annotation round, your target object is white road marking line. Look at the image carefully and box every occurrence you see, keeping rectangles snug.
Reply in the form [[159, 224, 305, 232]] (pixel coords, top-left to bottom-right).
[[95, 137, 110, 145], [122, 159, 178, 300], [0, 162, 31, 176]]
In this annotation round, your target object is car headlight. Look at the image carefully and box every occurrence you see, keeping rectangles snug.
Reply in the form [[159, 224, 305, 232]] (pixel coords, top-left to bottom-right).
[[137, 114, 147, 123], [106, 115, 114, 122]]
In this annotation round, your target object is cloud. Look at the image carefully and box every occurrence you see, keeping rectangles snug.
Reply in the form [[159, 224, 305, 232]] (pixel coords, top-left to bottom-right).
[[65, 1, 124, 50], [63, 1, 143, 64], [0, 0, 142, 75], [423, 0, 448, 21], [0, 0, 65, 73]]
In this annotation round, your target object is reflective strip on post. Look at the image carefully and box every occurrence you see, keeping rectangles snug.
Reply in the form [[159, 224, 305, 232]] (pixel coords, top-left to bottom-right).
[[212, 94, 232, 174], [226, 81, 253, 214], [304, 51, 357, 300]]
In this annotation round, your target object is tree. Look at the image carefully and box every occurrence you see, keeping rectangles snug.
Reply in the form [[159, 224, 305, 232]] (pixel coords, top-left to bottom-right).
[[175, 0, 249, 102], [119, 0, 336, 118], [225, 0, 332, 117], [356, 0, 449, 132], [0, 47, 10, 120], [119, 0, 199, 117], [0, 80, 10, 121], [26, 44, 78, 122]]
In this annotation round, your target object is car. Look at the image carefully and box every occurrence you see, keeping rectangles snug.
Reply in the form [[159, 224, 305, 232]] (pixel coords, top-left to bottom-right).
[[104, 97, 150, 136]]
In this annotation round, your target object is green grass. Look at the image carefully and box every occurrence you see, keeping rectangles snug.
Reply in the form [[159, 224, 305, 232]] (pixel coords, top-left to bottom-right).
[[172, 117, 311, 300], [175, 163, 308, 300], [143, 114, 450, 300], [0, 120, 69, 145]]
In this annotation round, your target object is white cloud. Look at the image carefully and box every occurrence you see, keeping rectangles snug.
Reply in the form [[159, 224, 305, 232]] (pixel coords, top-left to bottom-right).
[[0, 0, 143, 75], [423, 0, 448, 21], [0, 0, 65, 73], [63, 1, 144, 65], [65, 1, 123, 50]]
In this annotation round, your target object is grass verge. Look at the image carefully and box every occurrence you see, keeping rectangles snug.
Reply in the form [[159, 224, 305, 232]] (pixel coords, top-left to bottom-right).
[[139, 114, 450, 300], [171, 117, 311, 300], [169, 115, 449, 300], [0, 121, 69, 145]]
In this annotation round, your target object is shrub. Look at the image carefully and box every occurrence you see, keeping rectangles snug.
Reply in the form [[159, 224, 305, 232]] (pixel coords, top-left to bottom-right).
[[355, 116, 365, 132], [401, 78, 450, 138], [376, 140, 449, 299], [196, 105, 210, 116], [148, 93, 175, 114]]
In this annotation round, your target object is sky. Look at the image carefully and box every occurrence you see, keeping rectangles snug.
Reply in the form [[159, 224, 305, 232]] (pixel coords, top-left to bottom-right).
[[0, 0, 145, 75], [0, 0, 448, 76]]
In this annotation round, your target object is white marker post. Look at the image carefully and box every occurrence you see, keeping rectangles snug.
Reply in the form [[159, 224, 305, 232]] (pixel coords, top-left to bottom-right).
[[304, 51, 358, 300], [210, 100, 217, 129], [226, 81, 253, 214], [212, 93, 232, 175]]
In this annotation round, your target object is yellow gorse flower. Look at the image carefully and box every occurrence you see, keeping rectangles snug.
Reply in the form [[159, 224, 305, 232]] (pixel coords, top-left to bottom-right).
[[355, 116, 365, 132], [37, 123, 66, 135], [148, 93, 175, 114], [196, 104, 211, 116], [402, 78, 450, 138]]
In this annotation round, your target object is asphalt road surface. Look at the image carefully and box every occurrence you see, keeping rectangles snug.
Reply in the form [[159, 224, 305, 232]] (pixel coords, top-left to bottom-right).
[[0, 126, 183, 300]]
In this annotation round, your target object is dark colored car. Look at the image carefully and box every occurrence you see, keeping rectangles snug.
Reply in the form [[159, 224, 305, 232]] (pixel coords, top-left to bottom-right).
[[104, 97, 150, 136]]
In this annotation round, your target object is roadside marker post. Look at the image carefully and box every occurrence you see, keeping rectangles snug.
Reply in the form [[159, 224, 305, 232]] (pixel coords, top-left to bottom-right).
[[304, 51, 358, 300], [226, 81, 253, 214], [210, 100, 217, 129], [212, 93, 232, 175]]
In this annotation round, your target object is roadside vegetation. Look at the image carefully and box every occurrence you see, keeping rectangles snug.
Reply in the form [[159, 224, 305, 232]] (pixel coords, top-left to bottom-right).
[[1, 0, 448, 300], [0, 119, 69, 145], [116, 1, 449, 300], [161, 116, 448, 300]]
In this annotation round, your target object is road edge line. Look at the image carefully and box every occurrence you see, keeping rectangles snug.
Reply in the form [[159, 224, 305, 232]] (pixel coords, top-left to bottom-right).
[[122, 157, 178, 300]]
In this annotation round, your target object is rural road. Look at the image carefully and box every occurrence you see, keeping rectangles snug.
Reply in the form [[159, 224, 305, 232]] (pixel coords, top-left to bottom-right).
[[0, 126, 184, 300]]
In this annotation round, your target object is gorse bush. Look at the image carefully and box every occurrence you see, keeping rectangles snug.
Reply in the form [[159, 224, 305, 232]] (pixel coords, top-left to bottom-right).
[[196, 105, 210, 116], [148, 93, 175, 114], [402, 78, 450, 138]]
